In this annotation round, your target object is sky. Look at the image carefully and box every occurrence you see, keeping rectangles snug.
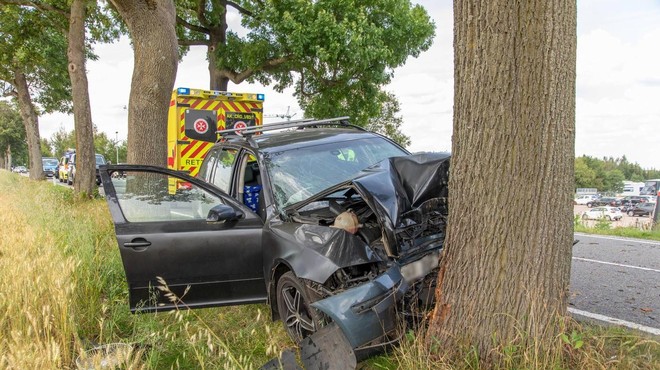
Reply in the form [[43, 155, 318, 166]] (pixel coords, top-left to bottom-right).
[[38, 0, 660, 169]]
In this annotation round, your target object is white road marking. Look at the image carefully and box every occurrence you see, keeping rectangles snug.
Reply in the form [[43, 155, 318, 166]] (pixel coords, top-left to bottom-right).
[[568, 307, 660, 336], [575, 233, 660, 246], [572, 257, 660, 273]]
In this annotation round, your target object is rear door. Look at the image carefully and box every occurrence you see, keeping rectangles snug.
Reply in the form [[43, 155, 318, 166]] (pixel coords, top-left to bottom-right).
[[100, 165, 266, 312]]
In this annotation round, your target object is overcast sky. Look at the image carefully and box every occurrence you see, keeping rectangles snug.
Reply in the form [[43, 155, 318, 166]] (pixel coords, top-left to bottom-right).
[[39, 0, 660, 169]]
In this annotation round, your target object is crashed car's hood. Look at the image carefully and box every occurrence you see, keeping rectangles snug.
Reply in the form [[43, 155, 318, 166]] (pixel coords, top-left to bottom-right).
[[288, 152, 450, 257]]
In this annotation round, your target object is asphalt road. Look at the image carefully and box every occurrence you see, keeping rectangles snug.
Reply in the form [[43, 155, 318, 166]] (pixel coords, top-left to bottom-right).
[[570, 233, 660, 334]]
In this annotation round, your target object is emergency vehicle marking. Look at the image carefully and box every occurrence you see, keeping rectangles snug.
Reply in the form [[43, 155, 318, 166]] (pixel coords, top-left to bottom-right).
[[193, 118, 209, 134], [233, 121, 247, 134], [169, 89, 263, 178]]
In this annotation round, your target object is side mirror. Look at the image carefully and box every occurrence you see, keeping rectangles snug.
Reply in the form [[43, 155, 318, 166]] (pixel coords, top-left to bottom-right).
[[206, 204, 244, 223]]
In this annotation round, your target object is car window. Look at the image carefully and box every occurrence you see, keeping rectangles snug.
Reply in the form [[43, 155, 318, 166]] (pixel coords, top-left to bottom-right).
[[95, 155, 106, 165], [265, 136, 407, 208], [209, 148, 238, 193], [111, 171, 224, 222]]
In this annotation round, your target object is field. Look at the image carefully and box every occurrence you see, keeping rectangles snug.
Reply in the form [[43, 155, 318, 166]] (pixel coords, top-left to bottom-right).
[[0, 170, 658, 369]]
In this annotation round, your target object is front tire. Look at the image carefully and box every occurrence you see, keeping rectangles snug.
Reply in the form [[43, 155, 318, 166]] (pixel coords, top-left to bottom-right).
[[628, 211, 634, 217], [276, 271, 322, 344]]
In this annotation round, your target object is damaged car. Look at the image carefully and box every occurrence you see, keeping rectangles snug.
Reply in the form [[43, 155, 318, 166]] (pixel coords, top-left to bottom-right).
[[99, 118, 449, 366]]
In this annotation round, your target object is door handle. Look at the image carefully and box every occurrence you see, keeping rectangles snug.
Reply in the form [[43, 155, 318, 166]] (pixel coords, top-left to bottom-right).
[[124, 239, 152, 248]]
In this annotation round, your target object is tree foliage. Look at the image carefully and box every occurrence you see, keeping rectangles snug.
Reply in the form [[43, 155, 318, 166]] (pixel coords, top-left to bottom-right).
[[0, 101, 27, 167], [44, 126, 127, 164], [175, 0, 435, 127], [366, 91, 410, 147], [574, 155, 660, 192], [0, 5, 71, 114]]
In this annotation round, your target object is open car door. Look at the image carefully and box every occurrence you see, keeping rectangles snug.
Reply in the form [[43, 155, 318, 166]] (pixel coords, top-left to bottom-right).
[[100, 165, 266, 312]]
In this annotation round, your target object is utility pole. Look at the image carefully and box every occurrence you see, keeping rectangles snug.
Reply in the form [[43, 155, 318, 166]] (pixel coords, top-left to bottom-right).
[[115, 131, 119, 164]]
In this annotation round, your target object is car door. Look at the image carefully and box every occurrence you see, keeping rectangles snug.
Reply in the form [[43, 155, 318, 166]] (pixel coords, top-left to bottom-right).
[[100, 164, 266, 313]]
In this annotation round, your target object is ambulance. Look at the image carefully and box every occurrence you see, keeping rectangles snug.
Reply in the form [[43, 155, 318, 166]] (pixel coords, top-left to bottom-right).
[[167, 87, 264, 180]]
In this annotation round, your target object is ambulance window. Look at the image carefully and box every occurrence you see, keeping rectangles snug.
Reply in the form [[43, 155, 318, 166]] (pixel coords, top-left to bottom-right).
[[210, 148, 238, 193]]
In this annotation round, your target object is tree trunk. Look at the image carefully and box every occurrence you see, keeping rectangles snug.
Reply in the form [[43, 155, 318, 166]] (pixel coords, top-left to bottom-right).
[[208, 9, 228, 91], [209, 51, 230, 91], [427, 0, 576, 364], [13, 67, 45, 180], [109, 0, 178, 166], [68, 0, 96, 197]]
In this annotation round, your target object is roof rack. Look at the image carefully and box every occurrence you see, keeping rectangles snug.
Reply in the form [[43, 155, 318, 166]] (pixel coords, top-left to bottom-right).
[[216, 116, 362, 138]]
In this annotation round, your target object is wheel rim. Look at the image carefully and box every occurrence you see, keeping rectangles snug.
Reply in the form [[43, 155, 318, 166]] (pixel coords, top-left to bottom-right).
[[281, 284, 316, 343]]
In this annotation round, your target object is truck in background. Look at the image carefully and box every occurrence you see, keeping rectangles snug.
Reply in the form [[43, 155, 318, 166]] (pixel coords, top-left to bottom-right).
[[167, 87, 264, 183]]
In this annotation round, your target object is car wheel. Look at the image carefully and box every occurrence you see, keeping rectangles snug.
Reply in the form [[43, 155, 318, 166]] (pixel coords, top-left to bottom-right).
[[581, 214, 588, 220], [67, 175, 73, 185], [586, 203, 593, 208], [628, 211, 634, 217], [605, 215, 611, 221], [276, 271, 322, 344]]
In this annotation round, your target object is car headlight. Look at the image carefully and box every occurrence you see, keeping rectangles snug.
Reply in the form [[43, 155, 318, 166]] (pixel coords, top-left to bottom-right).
[[400, 250, 441, 283]]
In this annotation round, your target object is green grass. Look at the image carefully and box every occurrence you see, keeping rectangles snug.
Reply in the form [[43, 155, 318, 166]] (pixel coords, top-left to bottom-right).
[[1, 170, 658, 369], [574, 215, 660, 241]]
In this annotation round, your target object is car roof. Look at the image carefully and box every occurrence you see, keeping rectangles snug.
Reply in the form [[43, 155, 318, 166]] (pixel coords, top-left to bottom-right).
[[221, 128, 407, 154]]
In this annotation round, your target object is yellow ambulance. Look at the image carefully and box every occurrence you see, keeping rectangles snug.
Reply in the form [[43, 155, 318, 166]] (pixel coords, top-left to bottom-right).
[[167, 87, 264, 179]]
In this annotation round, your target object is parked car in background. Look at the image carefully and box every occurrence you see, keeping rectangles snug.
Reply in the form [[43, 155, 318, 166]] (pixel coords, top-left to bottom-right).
[[627, 203, 656, 217], [586, 197, 621, 208], [620, 195, 647, 205], [582, 206, 623, 221], [58, 150, 75, 183], [12, 165, 27, 173], [619, 202, 635, 213], [42, 157, 58, 178], [574, 194, 597, 205], [67, 153, 107, 185]]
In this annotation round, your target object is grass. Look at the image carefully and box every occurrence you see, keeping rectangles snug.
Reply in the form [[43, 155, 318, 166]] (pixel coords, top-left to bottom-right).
[[574, 215, 660, 241], [0, 170, 658, 369], [0, 171, 291, 369]]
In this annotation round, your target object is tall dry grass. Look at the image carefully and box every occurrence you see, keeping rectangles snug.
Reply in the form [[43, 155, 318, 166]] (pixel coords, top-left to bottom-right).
[[0, 173, 81, 368], [0, 171, 292, 368]]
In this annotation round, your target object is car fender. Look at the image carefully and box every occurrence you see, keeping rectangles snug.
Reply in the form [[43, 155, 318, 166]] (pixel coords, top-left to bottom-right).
[[267, 223, 384, 284]]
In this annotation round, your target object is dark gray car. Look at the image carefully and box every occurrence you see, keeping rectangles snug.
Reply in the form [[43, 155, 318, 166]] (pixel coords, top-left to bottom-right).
[[99, 119, 449, 366]]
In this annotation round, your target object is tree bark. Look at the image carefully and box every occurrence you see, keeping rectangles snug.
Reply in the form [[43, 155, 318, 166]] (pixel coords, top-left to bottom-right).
[[68, 0, 96, 196], [427, 0, 576, 363], [13, 67, 45, 180], [110, 0, 178, 166]]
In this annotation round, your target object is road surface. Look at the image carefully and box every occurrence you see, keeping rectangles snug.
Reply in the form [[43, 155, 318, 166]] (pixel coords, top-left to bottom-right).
[[570, 233, 660, 335]]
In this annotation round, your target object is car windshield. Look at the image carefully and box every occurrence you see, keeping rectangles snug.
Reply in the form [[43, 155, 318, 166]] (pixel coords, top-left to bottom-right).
[[95, 155, 106, 165], [43, 159, 58, 166], [265, 136, 407, 208]]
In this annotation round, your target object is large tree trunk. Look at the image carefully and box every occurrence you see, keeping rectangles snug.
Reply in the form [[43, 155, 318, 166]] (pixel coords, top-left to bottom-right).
[[207, 9, 229, 91], [427, 0, 576, 363], [68, 0, 96, 196], [13, 67, 45, 180], [110, 0, 178, 166]]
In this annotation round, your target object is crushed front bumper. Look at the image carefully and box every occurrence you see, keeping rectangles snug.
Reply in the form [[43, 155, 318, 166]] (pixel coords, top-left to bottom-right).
[[310, 249, 440, 349]]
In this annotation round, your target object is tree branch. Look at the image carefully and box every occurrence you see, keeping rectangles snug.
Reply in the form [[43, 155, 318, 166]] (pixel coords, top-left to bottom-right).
[[0, 0, 69, 16], [176, 15, 210, 34], [178, 39, 211, 46], [226, 1, 252, 16], [196, 0, 210, 27], [218, 56, 291, 84]]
